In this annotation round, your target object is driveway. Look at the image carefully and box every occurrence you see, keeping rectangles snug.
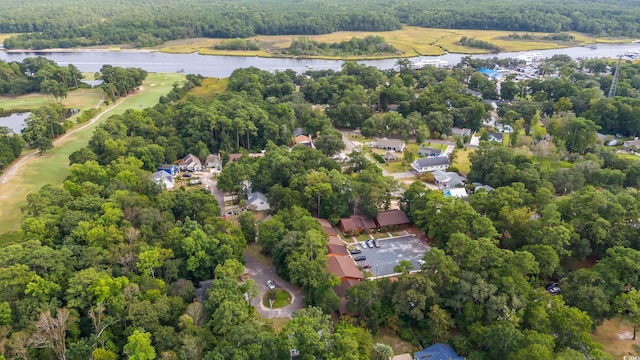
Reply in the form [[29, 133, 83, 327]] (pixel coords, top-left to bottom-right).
[[244, 252, 304, 318], [204, 174, 225, 214]]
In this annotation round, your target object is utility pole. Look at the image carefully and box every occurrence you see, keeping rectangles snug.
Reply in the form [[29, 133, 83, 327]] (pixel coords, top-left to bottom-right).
[[608, 55, 623, 98]]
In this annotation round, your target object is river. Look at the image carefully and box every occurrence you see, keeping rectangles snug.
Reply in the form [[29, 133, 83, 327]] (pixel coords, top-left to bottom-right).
[[0, 42, 639, 77]]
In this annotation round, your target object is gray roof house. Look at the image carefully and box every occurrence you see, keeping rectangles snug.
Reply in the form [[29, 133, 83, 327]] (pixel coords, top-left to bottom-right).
[[418, 146, 443, 157], [488, 131, 504, 142], [206, 154, 222, 170], [373, 137, 405, 152], [179, 154, 203, 171], [411, 157, 450, 174], [451, 127, 472, 137], [384, 151, 399, 162], [248, 191, 271, 211], [152, 171, 175, 190], [432, 170, 465, 188]]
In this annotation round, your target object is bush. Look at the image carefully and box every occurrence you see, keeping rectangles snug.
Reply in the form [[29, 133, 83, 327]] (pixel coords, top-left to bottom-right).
[[76, 108, 98, 124], [372, 153, 385, 163]]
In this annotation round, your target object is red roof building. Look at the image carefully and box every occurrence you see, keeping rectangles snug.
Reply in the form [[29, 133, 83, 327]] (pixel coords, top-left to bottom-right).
[[315, 218, 338, 236], [327, 256, 364, 281], [375, 209, 411, 227], [339, 215, 376, 233]]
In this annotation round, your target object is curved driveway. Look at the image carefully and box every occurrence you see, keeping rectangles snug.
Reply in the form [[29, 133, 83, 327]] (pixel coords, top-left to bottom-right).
[[244, 252, 305, 318]]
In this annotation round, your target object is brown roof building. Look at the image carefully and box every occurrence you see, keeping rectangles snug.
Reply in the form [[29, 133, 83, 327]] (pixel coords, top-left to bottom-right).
[[339, 215, 376, 233], [327, 256, 364, 281], [315, 218, 337, 235], [327, 243, 348, 257], [375, 209, 411, 227]]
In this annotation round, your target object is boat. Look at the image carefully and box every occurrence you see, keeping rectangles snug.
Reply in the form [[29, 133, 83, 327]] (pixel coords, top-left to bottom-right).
[[412, 57, 449, 69], [624, 49, 639, 59], [585, 43, 598, 49]]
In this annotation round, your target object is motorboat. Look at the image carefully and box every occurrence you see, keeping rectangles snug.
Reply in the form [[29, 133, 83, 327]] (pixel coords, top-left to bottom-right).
[[412, 57, 449, 69]]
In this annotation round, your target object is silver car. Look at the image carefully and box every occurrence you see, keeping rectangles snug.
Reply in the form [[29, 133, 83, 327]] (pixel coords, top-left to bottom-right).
[[266, 280, 275, 290]]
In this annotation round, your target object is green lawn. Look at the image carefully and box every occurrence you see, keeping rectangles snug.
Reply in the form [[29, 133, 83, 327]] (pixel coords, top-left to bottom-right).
[[0, 88, 104, 112], [419, 142, 448, 151], [452, 148, 474, 174], [0, 73, 185, 235], [380, 161, 409, 173], [263, 289, 292, 308]]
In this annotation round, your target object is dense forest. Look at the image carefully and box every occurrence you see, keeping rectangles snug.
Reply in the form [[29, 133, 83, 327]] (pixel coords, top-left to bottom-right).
[[4, 50, 640, 358], [284, 36, 398, 57], [2, 0, 640, 49]]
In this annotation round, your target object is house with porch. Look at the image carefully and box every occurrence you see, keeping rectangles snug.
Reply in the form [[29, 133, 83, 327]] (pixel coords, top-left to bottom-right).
[[372, 137, 405, 152], [411, 157, 450, 174], [432, 170, 465, 189], [206, 154, 222, 170], [179, 154, 203, 171], [339, 215, 376, 234]]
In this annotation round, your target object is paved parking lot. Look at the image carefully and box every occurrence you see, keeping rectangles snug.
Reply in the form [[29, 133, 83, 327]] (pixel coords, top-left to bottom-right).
[[349, 235, 430, 277]]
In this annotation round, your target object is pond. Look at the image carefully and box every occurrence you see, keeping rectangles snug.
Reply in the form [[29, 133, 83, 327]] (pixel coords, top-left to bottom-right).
[[0, 111, 30, 134]]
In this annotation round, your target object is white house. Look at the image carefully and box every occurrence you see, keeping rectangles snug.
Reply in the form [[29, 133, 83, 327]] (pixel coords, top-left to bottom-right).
[[179, 154, 203, 171], [206, 154, 222, 171], [372, 137, 405, 152], [443, 188, 468, 198], [152, 171, 175, 189], [411, 157, 450, 174]]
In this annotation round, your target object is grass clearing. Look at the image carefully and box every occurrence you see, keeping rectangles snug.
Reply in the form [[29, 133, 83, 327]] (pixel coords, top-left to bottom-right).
[[592, 316, 640, 359], [380, 161, 409, 173], [263, 289, 292, 308], [270, 317, 290, 333], [187, 77, 228, 98], [452, 148, 473, 174], [372, 327, 416, 355], [153, 26, 633, 59], [246, 243, 272, 267], [0, 73, 185, 235]]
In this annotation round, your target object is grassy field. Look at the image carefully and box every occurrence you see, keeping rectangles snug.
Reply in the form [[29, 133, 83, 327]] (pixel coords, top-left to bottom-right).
[[0, 73, 185, 235], [592, 316, 640, 359], [452, 148, 473, 174], [187, 77, 228, 98], [371, 327, 416, 355], [152, 26, 633, 59], [263, 289, 292, 308], [0, 88, 104, 112]]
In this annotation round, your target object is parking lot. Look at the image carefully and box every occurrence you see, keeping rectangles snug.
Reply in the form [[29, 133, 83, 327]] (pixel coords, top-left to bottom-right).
[[349, 235, 430, 277]]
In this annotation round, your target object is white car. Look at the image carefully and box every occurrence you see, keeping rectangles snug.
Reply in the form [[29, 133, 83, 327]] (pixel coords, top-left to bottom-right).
[[266, 280, 276, 290], [418, 259, 426, 266], [360, 242, 367, 249]]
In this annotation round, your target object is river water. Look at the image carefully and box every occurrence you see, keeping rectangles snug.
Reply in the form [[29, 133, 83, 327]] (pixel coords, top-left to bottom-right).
[[0, 42, 639, 77]]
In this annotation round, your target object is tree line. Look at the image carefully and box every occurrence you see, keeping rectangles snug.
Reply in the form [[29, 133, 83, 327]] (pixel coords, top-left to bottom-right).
[[2, 0, 640, 50], [0, 57, 83, 97], [284, 36, 398, 57]]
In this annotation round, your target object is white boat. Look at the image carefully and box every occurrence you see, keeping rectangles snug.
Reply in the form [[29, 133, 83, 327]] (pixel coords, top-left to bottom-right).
[[624, 49, 639, 59], [412, 57, 449, 69]]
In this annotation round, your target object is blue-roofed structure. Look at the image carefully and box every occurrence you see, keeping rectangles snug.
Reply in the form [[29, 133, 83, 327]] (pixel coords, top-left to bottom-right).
[[478, 68, 500, 80], [157, 164, 179, 177], [413, 343, 464, 360]]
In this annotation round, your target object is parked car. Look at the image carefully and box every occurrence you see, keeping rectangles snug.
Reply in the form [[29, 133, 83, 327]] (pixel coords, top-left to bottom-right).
[[418, 259, 426, 266], [365, 240, 374, 248], [363, 263, 372, 269], [360, 242, 367, 249], [373, 239, 380, 248], [354, 255, 367, 261], [266, 280, 275, 290], [350, 249, 362, 254], [546, 281, 561, 294]]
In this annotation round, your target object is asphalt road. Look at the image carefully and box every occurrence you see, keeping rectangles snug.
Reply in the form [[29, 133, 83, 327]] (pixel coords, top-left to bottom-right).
[[243, 252, 305, 318]]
